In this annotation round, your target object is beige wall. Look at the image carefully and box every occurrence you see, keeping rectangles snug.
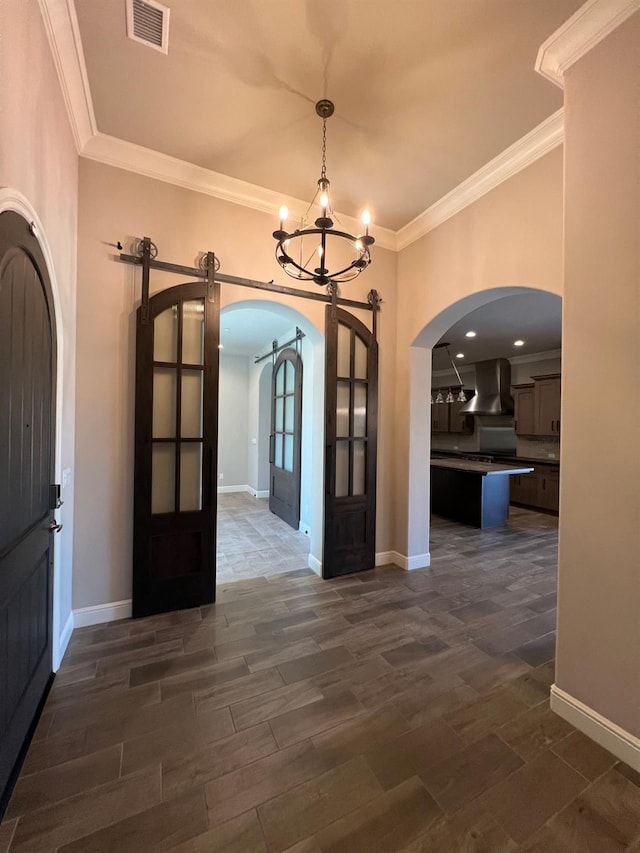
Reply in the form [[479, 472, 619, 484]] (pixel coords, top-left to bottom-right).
[[75, 159, 397, 608], [557, 12, 640, 738], [0, 0, 78, 664], [395, 149, 564, 559]]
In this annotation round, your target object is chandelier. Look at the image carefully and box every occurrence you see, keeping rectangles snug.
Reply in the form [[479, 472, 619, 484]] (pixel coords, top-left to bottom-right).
[[272, 99, 374, 287]]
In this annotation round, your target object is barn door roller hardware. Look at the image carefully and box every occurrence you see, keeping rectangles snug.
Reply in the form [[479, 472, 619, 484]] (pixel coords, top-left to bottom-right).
[[117, 237, 380, 327]]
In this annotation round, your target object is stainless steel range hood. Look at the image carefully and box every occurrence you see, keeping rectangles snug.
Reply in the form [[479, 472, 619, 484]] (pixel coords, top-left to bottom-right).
[[459, 358, 514, 416]]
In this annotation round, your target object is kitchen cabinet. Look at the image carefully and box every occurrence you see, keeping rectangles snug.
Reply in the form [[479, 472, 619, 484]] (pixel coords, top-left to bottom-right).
[[537, 467, 560, 512], [431, 392, 474, 435], [511, 374, 561, 437], [449, 398, 474, 434], [431, 402, 448, 433], [513, 384, 536, 436], [532, 374, 561, 437], [510, 464, 559, 513], [510, 471, 538, 506]]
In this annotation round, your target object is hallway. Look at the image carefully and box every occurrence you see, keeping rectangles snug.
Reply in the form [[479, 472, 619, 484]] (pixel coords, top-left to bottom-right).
[[216, 493, 311, 583], [2, 509, 639, 851]]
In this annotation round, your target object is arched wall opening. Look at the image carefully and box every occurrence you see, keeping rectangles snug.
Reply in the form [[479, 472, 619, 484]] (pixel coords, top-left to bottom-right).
[[218, 298, 325, 574], [407, 285, 561, 567]]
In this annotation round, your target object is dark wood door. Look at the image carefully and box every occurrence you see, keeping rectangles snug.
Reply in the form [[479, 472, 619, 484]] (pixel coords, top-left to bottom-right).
[[0, 212, 56, 810], [133, 281, 220, 617], [323, 306, 378, 578], [269, 349, 302, 529]]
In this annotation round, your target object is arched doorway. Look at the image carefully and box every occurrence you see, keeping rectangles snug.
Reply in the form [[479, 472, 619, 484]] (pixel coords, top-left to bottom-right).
[[407, 286, 562, 567], [217, 300, 324, 581]]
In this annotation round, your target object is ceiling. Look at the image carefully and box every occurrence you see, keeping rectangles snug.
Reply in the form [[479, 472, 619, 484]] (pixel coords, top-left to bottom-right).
[[219, 305, 296, 358], [74, 0, 584, 231], [432, 292, 562, 372]]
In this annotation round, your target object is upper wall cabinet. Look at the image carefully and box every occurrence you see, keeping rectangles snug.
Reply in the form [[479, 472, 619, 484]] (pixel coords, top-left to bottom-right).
[[513, 374, 561, 437], [532, 374, 561, 437], [431, 391, 475, 435], [513, 383, 536, 435]]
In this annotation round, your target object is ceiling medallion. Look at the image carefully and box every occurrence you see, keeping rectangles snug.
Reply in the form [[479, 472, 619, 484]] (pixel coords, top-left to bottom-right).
[[273, 99, 374, 287]]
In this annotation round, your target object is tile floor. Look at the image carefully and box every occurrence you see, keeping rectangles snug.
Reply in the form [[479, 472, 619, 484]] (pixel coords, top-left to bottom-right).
[[2, 508, 639, 851], [216, 493, 310, 583]]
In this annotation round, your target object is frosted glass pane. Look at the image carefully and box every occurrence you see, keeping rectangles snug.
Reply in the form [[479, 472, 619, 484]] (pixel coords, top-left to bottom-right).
[[353, 441, 366, 496], [284, 435, 294, 472], [154, 305, 178, 362], [335, 441, 349, 498], [275, 433, 283, 468], [181, 370, 203, 438], [285, 359, 294, 393], [275, 363, 285, 395], [275, 397, 284, 431], [284, 395, 294, 432], [182, 300, 204, 364], [152, 444, 175, 514], [354, 335, 367, 379], [337, 323, 350, 377], [337, 381, 350, 437], [153, 368, 177, 438], [180, 444, 202, 511], [353, 384, 367, 437]]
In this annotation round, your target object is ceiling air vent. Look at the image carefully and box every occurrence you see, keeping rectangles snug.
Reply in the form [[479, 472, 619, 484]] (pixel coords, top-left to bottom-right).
[[126, 0, 170, 54]]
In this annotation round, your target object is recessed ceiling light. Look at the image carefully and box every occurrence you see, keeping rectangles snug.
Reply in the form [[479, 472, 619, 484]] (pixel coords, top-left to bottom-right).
[[456, 353, 464, 359], [514, 340, 525, 347], [465, 331, 476, 338]]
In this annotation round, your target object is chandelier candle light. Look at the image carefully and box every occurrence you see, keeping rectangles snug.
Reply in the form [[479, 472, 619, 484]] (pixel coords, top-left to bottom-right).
[[273, 99, 374, 287]]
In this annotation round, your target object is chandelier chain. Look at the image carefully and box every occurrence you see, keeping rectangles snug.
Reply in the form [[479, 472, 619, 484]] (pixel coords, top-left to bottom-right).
[[321, 118, 327, 182]]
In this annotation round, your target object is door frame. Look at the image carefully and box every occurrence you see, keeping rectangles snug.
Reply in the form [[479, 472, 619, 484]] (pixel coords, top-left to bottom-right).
[[0, 190, 66, 669], [119, 245, 381, 580]]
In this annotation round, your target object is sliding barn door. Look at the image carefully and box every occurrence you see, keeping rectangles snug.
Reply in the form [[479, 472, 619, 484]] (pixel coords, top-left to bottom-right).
[[323, 306, 378, 577], [269, 349, 302, 529], [133, 282, 220, 617], [0, 211, 56, 809]]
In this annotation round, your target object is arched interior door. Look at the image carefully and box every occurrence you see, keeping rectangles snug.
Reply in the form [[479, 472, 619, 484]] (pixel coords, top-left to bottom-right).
[[0, 211, 56, 810], [324, 305, 378, 577], [269, 349, 302, 529], [133, 281, 220, 617]]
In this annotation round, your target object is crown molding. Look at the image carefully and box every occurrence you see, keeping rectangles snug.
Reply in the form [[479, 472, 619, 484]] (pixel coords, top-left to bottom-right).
[[509, 348, 562, 365], [536, 0, 640, 88], [81, 133, 399, 251], [46, 0, 630, 254], [396, 110, 564, 251], [38, 0, 96, 152]]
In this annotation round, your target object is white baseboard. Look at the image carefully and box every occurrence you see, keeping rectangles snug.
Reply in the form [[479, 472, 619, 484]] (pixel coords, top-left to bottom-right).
[[218, 485, 270, 498], [308, 554, 322, 576], [375, 551, 403, 568], [74, 599, 132, 628], [380, 551, 430, 571], [550, 684, 640, 772], [53, 610, 74, 670]]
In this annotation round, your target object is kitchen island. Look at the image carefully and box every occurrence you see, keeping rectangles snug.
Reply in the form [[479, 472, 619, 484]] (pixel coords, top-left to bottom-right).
[[431, 458, 534, 528]]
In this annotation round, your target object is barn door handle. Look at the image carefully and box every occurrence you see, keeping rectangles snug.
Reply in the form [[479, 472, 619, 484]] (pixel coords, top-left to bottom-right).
[[269, 434, 275, 464], [48, 521, 63, 533]]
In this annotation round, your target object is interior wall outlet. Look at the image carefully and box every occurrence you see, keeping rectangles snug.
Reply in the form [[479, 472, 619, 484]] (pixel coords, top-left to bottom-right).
[[219, 473, 224, 480]]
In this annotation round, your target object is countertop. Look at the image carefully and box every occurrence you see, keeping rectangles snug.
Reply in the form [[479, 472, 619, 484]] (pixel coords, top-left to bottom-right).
[[430, 458, 535, 476], [431, 451, 559, 468]]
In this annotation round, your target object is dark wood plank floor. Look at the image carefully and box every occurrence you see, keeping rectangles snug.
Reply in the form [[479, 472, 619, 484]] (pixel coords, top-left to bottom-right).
[[2, 508, 639, 851]]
